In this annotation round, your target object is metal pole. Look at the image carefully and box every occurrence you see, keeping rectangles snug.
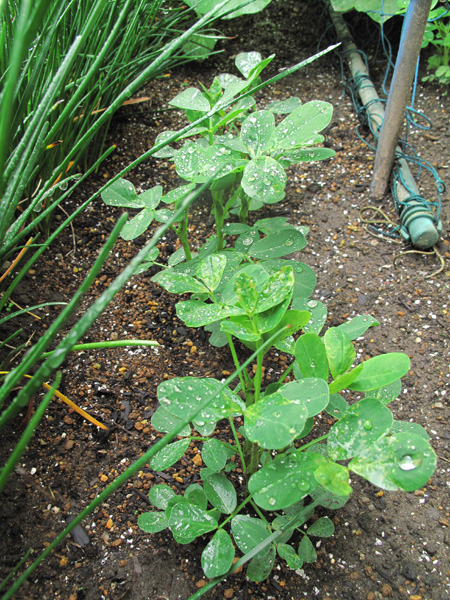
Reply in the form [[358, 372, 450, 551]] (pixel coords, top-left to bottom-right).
[[370, 0, 433, 199]]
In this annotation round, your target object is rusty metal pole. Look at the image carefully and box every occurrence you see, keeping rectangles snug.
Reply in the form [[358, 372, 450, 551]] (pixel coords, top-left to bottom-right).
[[370, 0, 433, 200]]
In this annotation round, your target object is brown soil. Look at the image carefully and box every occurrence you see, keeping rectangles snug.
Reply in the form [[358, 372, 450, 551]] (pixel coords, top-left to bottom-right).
[[1, 2, 450, 599]]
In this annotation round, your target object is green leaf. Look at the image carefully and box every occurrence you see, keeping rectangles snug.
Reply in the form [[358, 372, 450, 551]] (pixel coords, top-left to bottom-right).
[[280, 378, 329, 418], [244, 392, 308, 450], [138, 511, 169, 533], [247, 545, 276, 582], [133, 247, 159, 274], [202, 438, 235, 471], [241, 110, 275, 156], [157, 377, 245, 432], [165, 495, 190, 519], [151, 438, 190, 471], [148, 484, 176, 509], [169, 503, 217, 544], [325, 393, 349, 420], [231, 515, 271, 557], [248, 451, 327, 510], [292, 298, 327, 335], [201, 529, 235, 578], [184, 484, 208, 510], [261, 260, 316, 298], [328, 398, 393, 460], [328, 364, 364, 394], [101, 178, 140, 208], [234, 271, 258, 313], [151, 405, 191, 437], [337, 315, 379, 340], [203, 472, 237, 514], [324, 327, 355, 379], [176, 300, 246, 327], [277, 543, 303, 569], [235, 50, 263, 78], [152, 271, 208, 295], [314, 462, 352, 497], [348, 353, 410, 391], [271, 101, 333, 152], [295, 333, 329, 381], [254, 216, 292, 234], [162, 182, 196, 205], [169, 87, 210, 111], [298, 535, 316, 563], [280, 147, 335, 164], [242, 156, 286, 204], [309, 484, 350, 509], [254, 266, 294, 313], [307, 517, 335, 538], [365, 379, 402, 404], [196, 255, 227, 292], [263, 309, 311, 345], [221, 317, 260, 342], [349, 433, 437, 492], [120, 209, 155, 240], [266, 97, 302, 114], [249, 230, 307, 259], [390, 420, 430, 440]]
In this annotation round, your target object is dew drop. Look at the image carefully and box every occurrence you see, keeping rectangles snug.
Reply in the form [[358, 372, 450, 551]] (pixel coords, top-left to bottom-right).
[[268, 498, 276, 506], [399, 455, 416, 471], [307, 300, 318, 308], [363, 419, 373, 431]]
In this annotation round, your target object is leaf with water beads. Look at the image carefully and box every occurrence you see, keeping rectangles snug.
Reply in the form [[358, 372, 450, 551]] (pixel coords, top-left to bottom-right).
[[279, 147, 336, 165], [280, 377, 330, 418], [184, 484, 208, 510], [196, 254, 227, 292], [324, 327, 355, 379], [292, 297, 327, 335], [169, 503, 218, 544], [328, 364, 363, 395], [176, 300, 247, 327], [248, 451, 327, 510], [349, 433, 437, 492], [234, 271, 258, 313], [277, 543, 304, 570], [310, 484, 351, 509], [138, 511, 169, 533], [202, 438, 235, 471], [337, 314, 380, 340], [247, 544, 276, 582], [231, 515, 271, 557], [169, 87, 210, 112], [307, 516, 335, 538], [157, 376, 245, 433], [270, 101, 333, 152], [240, 110, 275, 157], [348, 353, 410, 392], [242, 156, 286, 204], [245, 392, 308, 450], [148, 484, 176, 510], [150, 438, 190, 471], [254, 266, 294, 313], [295, 332, 329, 381], [221, 317, 260, 342], [249, 229, 307, 259], [314, 462, 352, 497], [101, 178, 142, 208], [364, 379, 401, 405], [151, 271, 208, 295], [201, 529, 235, 578], [327, 398, 393, 461], [262, 309, 311, 345], [390, 420, 430, 440], [151, 405, 191, 436], [261, 259, 317, 298], [235, 50, 263, 78], [325, 393, 349, 420], [266, 96, 302, 114], [203, 472, 237, 514]]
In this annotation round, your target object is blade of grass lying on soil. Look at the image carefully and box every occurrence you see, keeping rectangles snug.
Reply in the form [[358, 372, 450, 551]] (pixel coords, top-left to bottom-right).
[[0, 373, 62, 493], [0, 324, 291, 600]]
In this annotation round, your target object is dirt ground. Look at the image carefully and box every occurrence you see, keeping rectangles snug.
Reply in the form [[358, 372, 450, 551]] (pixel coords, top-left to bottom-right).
[[1, 1, 449, 599]]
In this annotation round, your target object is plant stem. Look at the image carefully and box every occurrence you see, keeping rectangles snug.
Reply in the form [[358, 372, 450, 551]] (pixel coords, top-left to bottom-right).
[[218, 493, 253, 529], [226, 333, 246, 392], [253, 342, 264, 403], [228, 417, 246, 473], [212, 190, 224, 250], [278, 360, 295, 385], [297, 433, 329, 452]]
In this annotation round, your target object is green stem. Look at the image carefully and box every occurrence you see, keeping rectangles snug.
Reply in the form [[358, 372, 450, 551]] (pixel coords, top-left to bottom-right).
[[297, 433, 329, 452], [278, 360, 295, 385], [226, 333, 246, 392], [218, 493, 253, 530], [176, 211, 192, 261], [212, 190, 224, 250], [247, 441, 261, 478], [40, 339, 158, 358], [250, 499, 270, 527], [228, 417, 246, 473], [253, 342, 264, 403]]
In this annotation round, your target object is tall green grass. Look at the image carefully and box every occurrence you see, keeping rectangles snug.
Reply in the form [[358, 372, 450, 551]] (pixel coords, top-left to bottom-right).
[[0, 0, 222, 268]]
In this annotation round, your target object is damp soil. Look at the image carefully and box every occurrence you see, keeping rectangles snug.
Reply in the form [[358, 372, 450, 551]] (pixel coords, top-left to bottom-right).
[[1, 2, 450, 599]]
